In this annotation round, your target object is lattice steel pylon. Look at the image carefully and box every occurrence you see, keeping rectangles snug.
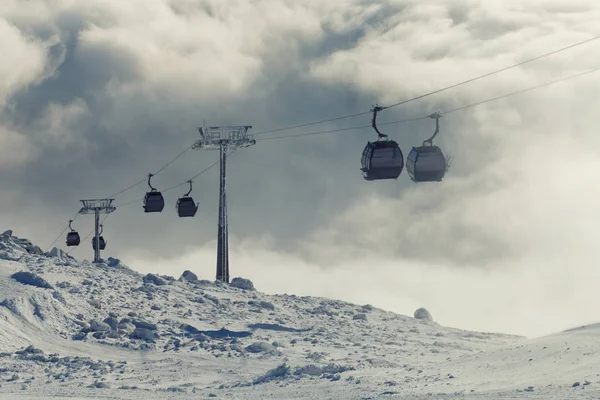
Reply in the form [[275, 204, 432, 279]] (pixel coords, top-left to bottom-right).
[[192, 125, 255, 283], [78, 199, 116, 263]]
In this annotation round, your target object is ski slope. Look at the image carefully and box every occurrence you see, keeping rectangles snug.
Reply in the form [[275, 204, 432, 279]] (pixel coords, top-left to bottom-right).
[[0, 230, 598, 399]]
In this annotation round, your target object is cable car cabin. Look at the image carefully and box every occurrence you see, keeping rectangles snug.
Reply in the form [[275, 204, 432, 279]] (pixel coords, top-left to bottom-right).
[[143, 191, 165, 213], [360, 141, 404, 181], [406, 145, 447, 182], [177, 197, 198, 218], [91, 236, 106, 251], [66, 231, 80, 246]]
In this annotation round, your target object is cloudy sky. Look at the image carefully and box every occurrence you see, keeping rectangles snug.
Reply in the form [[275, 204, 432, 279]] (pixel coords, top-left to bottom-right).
[[2, 0, 600, 338]]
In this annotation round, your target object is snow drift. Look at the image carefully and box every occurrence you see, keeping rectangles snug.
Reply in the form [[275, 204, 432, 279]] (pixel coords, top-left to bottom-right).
[[0, 230, 597, 399]]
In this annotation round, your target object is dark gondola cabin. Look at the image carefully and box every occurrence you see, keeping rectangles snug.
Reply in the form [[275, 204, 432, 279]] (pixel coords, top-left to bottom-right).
[[176, 180, 198, 217], [361, 140, 404, 181], [405, 112, 450, 183], [177, 197, 198, 217], [406, 145, 447, 182], [143, 173, 165, 213], [143, 191, 165, 213], [66, 231, 80, 246], [91, 236, 106, 251]]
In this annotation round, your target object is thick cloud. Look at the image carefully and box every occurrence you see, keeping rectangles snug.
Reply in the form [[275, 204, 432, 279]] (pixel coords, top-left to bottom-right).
[[2, 0, 600, 337]]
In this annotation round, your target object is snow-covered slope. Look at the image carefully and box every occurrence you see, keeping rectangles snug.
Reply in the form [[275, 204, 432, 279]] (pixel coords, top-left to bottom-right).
[[0, 230, 597, 399]]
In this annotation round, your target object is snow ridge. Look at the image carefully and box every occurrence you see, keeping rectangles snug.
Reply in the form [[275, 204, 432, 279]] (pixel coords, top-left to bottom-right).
[[0, 230, 597, 399]]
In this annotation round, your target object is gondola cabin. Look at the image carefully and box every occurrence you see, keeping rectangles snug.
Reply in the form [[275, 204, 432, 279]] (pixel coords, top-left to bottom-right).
[[91, 236, 106, 251], [406, 145, 447, 182], [360, 140, 404, 181], [66, 231, 80, 246], [143, 190, 165, 213], [177, 197, 198, 218]]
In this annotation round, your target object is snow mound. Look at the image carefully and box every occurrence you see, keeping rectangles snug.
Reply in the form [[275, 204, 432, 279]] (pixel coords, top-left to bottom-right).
[[230, 276, 255, 290], [179, 270, 198, 282], [414, 307, 433, 321], [11, 271, 54, 289]]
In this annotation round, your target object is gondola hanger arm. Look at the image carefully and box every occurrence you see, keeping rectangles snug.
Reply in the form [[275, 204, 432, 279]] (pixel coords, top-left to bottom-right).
[[147, 173, 157, 191], [371, 105, 388, 140], [185, 180, 193, 197], [423, 112, 442, 146]]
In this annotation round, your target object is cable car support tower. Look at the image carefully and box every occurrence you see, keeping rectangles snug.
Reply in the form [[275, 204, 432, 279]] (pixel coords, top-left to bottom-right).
[[78, 199, 116, 263], [192, 125, 255, 283]]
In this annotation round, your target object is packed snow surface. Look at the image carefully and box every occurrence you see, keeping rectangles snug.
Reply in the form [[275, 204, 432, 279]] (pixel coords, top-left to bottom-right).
[[0, 230, 598, 399]]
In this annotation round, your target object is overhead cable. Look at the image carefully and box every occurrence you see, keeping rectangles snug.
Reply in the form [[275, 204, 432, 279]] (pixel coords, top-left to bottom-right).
[[252, 33, 600, 135]]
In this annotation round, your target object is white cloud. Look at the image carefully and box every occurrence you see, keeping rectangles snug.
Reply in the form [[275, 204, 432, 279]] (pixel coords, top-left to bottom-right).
[[0, 125, 36, 169], [0, 18, 50, 107], [3, 0, 600, 339], [63, 0, 330, 102], [0, 98, 92, 169], [307, 0, 600, 106], [124, 0, 600, 339], [34, 98, 92, 149]]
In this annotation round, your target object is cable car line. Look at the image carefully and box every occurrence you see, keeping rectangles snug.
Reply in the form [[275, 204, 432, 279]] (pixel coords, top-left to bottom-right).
[[153, 145, 194, 176], [65, 144, 201, 252], [70, 150, 235, 257], [251, 111, 371, 136], [45, 226, 69, 252], [106, 178, 147, 199], [87, 32, 600, 205], [112, 150, 234, 209], [380, 33, 600, 111], [255, 116, 429, 142], [51, 53, 600, 256], [441, 67, 600, 115], [164, 148, 238, 193], [62, 41, 600, 246], [44, 211, 80, 252], [68, 152, 231, 251], [56, 65, 599, 250], [67, 214, 110, 256], [106, 143, 196, 198], [255, 66, 600, 142], [251, 33, 600, 136], [69, 148, 219, 251]]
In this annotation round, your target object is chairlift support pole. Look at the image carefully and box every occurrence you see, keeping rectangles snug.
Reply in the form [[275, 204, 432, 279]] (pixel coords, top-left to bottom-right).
[[94, 211, 100, 262], [192, 125, 255, 283], [78, 199, 116, 263], [217, 143, 228, 282]]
